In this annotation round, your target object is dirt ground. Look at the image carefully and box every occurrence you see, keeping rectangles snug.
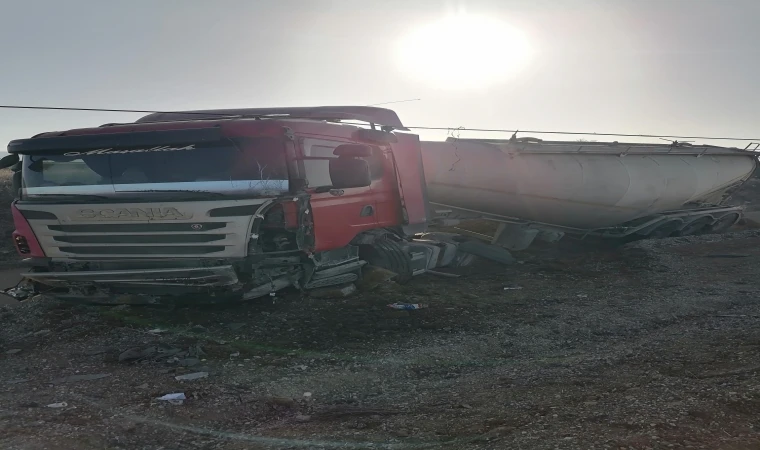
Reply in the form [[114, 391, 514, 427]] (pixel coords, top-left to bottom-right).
[[2, 230, 760, 449]]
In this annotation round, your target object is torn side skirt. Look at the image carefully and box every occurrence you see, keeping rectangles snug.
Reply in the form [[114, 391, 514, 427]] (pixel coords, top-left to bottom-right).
[[22, 265, 240, 289]]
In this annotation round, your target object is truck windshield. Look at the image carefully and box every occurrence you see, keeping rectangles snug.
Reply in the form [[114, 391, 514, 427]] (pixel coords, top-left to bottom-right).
[[20, 137, 289, 199]]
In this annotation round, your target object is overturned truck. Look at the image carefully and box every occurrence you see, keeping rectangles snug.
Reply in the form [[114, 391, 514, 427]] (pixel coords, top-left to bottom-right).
[[1, 106, 756, 303]]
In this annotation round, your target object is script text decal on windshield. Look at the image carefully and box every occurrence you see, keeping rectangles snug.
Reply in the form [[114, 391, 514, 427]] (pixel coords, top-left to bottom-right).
[[63, 145, 196, 156]]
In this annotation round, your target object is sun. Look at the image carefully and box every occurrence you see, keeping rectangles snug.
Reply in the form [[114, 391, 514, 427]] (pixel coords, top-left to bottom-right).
[[396, 14, 533, 89]]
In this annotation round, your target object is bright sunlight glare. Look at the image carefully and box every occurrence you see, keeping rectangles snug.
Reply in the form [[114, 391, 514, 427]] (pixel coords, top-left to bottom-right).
[[397, 14, 533, 89]]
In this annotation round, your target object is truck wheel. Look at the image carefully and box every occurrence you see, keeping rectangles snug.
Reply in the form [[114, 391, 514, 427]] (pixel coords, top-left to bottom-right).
[[359, 238, 413, 284]]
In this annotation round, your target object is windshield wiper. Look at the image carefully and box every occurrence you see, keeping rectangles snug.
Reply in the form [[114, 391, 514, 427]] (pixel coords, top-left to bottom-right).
[[24, 193, 112, 201], [119, 190, 230, 199]]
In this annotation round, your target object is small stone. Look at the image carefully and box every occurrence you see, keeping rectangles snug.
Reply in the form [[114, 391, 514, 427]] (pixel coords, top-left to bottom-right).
[[5, 349, 22, 355], [266, 396, 296, 408], [119, 346, 156, 362], [295, 414, 311, 423], [46, 402, 67, 408], [178, 358, 200, 367]]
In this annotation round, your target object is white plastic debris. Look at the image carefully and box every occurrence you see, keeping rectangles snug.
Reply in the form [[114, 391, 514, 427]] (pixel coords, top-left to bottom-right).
[[229, 352, 240, 358], [503, 286, 523, 290], [174, 371, 208, 381], [148, 328, 167, 334], [46, 402, 68, 408], [303, 392, 313, 399], [156, 393, 186, 405]]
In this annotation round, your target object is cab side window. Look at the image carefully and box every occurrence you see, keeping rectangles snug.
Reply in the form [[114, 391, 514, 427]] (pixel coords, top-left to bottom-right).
[[303, 144, 335, 188], [302, 140, 385, 188]]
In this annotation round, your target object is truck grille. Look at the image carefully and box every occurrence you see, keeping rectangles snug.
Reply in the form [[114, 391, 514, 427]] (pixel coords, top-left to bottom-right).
[[18, 200, 269, 260]]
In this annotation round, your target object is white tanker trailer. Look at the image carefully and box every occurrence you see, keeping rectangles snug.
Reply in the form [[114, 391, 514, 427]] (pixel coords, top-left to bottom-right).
[[421, 137, 758, 249]]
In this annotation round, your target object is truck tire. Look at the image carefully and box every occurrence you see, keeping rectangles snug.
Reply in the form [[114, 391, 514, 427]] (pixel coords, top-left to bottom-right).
[[359, 238, 413, 284]]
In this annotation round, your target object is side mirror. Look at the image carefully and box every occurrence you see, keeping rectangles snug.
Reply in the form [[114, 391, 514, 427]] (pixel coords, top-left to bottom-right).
[[333, 144, 373, 158], [0, 153, 20, 170], [329, 157, 371, 189]]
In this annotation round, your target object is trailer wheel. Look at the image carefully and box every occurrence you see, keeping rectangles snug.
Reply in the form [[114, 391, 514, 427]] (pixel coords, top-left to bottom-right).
[[359, 238, 413, 284], [705, 213, 741, 234], [675, 217, 712, 237]]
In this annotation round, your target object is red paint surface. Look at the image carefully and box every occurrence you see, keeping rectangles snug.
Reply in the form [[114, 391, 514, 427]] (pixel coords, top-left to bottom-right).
[[11, 202, 45, 257]]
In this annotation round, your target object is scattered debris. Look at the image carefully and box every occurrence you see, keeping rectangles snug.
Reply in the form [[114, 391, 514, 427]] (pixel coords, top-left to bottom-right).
[[426, 270, 461, 278], [52, 373, 110, 384], [309, 283, 357, 299], [156, 393, 186, 405], [175, 371, 209, 381], [147, 328, 167, 334], [457, 240, 517, 265], [5, 348, 21, 355], [118, 346, 156, 363], [388, 303, 427, 310], [503, 286, 523, 291], [46, 402, 68, 408], [265, 396, 297, 409], [357, 266, 399, 290], [4, 287, 30, 300]]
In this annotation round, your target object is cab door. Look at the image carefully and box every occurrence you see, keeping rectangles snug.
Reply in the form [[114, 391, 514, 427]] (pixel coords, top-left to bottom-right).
[[301, 138, 378, 252]]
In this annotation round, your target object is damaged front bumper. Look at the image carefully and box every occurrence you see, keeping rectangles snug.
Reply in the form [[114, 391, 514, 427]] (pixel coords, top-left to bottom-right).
[[21, 265, 240, 289], [5, 256, 307, 304]]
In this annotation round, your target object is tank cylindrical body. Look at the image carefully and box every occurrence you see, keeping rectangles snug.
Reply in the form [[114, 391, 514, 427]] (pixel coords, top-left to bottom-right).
[[420, 139, 757, 229]]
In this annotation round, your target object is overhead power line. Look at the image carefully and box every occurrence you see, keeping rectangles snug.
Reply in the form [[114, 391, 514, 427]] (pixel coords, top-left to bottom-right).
[[398, 126, 760, 143], [0, 104, 757, 142], [365, 98, 421, 106]]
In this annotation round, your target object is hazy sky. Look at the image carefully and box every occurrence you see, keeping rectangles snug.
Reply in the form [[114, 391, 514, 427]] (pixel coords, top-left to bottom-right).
[[1, 0, 759, 150]]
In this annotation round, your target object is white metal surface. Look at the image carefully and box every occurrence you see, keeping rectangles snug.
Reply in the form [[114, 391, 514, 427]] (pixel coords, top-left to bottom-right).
[[16, 199, 271, 260], [421, 138, 758, 229]]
